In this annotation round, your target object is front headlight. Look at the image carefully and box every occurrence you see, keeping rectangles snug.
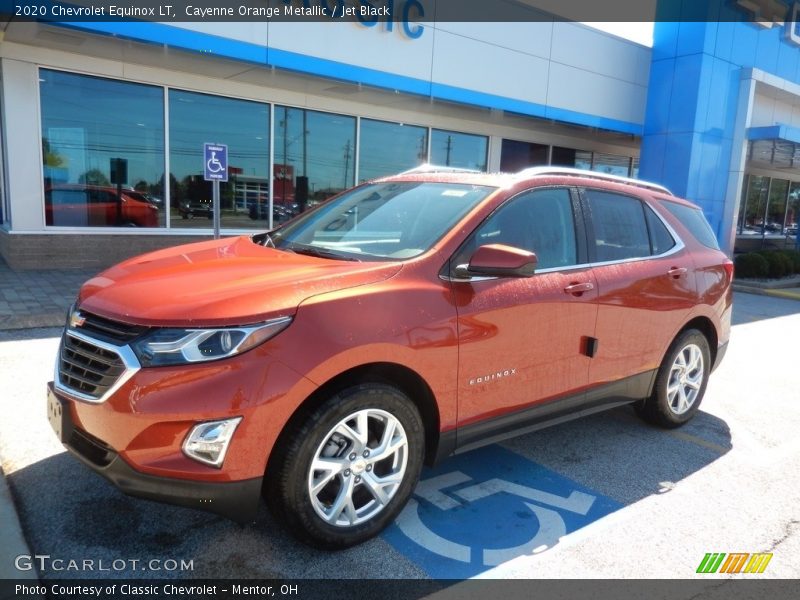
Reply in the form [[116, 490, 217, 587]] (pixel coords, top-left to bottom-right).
[[131, 316, 292, 367]]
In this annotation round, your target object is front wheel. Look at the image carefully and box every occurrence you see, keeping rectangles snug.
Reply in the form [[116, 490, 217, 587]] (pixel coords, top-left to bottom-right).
[[266, 384, 424, 549], [635, 329, 711, 428]]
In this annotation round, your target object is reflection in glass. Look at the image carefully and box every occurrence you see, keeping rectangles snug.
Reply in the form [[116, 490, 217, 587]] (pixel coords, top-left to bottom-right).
[[430, 129, 487, 171], [740, 175, 769, 235], [766, 178, 789, 235], [40, 69, 164, 227], [358, 119, 427, 182], [592, 153, 631, 176], [169, 90, 269, 229], [499, 139, 548, 172], [551, 146, 588, 168], [788, 182, 800, 237], [274, 106, 356, 224]]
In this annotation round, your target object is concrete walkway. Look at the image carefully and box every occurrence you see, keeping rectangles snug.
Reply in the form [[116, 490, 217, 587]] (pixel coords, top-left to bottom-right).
[[0, 260, 97, 330]]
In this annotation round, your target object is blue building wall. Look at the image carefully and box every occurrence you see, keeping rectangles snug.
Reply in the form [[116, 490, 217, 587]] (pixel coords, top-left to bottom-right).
[[640, 1, 800, 241]]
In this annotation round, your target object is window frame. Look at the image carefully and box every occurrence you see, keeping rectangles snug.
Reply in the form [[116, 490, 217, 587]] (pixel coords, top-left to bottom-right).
[[578, 187, 685, 266]]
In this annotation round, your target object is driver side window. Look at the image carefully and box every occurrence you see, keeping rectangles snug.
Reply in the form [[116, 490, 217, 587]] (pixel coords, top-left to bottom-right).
[[454, 187, 578, 271]]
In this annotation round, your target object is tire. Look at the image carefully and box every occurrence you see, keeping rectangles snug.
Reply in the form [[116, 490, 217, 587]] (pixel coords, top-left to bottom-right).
[[635, 329, 711, 428], [265, 384, 425, 549]]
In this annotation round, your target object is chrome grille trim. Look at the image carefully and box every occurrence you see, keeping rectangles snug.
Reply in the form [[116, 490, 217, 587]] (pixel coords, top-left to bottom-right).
[[54, 329, 140, 404]]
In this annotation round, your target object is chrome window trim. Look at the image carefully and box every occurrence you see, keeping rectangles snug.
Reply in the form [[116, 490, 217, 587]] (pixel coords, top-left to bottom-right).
[[54, 328, 141, 404]]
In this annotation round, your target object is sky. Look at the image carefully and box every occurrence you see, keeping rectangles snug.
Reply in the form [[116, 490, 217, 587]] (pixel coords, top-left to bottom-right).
[[581, 22, 655, 46]]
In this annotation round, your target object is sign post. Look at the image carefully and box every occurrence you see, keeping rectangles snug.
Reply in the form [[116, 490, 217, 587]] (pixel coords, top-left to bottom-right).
[[203, 143, 228, 239]]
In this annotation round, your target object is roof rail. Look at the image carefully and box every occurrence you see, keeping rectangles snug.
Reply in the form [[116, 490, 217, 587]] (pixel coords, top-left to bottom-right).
[[399, 163, 483, 175], [515, 166, 673, 196]]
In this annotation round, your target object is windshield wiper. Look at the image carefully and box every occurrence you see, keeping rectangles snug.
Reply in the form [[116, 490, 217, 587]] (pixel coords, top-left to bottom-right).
[[285, 244, 361, 262]]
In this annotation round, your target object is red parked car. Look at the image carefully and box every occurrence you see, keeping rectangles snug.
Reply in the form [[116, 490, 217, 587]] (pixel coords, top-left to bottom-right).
[[45, 184, 159, 227], [48, 167, 732, 548]]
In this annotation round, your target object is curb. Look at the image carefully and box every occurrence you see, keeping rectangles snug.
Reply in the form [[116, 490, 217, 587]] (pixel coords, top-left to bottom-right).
[[732, 284, 800, 300], [0, 465, 37, 582]]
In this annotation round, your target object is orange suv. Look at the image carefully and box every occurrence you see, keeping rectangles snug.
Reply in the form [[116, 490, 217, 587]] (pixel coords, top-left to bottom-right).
[[47, 167, 732, 548]]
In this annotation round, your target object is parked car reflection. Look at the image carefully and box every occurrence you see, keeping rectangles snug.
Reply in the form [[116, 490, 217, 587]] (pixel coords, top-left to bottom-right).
[[45, 184, 159, 227]]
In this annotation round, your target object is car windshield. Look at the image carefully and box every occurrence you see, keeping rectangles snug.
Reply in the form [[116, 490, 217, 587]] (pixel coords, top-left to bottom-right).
[[268, 182, 495, 261]]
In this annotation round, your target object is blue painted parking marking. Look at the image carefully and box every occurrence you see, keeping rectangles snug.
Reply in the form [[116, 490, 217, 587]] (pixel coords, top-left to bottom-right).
[[383, 445, 622, 578]]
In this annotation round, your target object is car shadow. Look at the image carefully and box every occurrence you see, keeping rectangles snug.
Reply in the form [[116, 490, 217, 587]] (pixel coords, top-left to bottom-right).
[[6, 404, 730, 580]]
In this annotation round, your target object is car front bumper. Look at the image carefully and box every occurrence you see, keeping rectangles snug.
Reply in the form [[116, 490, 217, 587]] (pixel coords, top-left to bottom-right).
[[48, 382, 262, 523]]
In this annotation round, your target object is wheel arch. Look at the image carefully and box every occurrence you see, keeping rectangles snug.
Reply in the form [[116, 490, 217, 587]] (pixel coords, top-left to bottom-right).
[[265, 362, 442, 480], [676, 316, 718, 366]]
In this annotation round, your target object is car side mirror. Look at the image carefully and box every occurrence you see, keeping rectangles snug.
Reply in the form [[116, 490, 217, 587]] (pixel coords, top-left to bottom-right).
[[455, 244, 538, 278]]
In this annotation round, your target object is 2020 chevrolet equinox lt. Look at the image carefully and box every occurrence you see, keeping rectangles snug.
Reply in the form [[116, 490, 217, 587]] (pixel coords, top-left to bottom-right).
[[48, 166, 732, 548]]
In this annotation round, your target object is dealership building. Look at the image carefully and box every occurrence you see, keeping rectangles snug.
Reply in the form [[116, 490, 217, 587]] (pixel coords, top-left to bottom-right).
[[1, 1, 800, 268]]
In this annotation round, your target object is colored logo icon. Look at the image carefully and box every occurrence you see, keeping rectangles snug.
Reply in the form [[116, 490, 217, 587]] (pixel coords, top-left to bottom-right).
[[697, 552, 773, 574]]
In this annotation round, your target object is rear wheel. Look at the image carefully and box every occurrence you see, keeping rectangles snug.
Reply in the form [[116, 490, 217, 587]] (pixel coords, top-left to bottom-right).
[[266, 384, 424, 549], [636, 329, 711, 428]]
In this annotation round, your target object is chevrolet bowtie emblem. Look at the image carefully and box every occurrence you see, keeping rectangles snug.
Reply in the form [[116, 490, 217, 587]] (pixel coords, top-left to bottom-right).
[[70, 311, 86, 328]]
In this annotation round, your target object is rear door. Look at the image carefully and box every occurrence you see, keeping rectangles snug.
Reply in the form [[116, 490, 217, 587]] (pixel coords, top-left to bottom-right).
[[581, 188, 697, 390], [450, 187, 598, 440]]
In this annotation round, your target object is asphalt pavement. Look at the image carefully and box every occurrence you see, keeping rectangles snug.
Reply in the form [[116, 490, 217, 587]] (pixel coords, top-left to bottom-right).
[[0, 292, 798, 580]]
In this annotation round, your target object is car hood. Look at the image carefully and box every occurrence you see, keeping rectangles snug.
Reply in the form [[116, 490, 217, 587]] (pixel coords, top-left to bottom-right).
[[77, 236, 402, 327]]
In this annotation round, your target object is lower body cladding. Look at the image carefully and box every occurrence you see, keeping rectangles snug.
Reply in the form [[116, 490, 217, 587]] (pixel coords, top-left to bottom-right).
[[48, 382, 263, 523]]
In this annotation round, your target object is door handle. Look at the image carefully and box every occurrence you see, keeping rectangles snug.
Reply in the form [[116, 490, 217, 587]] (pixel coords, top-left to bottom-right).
[[564, 282, 594, 295], [667, 267, 688, 278]]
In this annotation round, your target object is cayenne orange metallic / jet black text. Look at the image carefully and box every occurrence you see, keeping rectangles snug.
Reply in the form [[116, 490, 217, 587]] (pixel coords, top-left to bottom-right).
[[48, 166, 733, 548]]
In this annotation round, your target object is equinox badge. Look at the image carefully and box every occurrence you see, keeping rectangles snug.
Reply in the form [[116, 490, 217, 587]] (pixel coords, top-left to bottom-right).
[[469, 368, 517, 386]]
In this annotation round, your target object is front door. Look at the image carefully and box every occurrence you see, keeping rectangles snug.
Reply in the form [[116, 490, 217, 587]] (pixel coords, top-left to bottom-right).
[[449, 187, 597, 443]]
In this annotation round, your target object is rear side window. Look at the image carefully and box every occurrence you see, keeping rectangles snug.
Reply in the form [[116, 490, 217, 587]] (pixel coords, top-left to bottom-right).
[[662, 201, 720, 250], [585, 190, 651, 261], [644, 205, 676, 255]]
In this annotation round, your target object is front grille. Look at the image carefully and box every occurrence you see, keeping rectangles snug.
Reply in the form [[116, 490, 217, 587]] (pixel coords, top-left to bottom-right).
[[58, 334, 126, 400], [76, 311, 149, 344]]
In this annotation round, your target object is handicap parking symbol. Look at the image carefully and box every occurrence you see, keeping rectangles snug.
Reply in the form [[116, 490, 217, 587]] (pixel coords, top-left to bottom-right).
[[383, 445, 622, 578]]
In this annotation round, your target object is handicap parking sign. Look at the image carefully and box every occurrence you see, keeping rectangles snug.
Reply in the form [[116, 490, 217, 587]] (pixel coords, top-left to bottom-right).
[[383, 445, 622, 578], [204, 143, 228, 182]]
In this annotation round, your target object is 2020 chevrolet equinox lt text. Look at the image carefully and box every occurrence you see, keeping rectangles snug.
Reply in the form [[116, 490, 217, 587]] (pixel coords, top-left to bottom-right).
[[48, 167, 733, 548]]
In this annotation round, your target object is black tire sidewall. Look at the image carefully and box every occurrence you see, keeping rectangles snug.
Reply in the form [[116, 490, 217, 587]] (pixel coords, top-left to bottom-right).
[[276, 384, 424, 549]]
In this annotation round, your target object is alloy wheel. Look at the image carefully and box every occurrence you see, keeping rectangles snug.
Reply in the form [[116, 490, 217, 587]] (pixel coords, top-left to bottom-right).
[[666, 343, 704, 415], [307, 408, 408, 527]]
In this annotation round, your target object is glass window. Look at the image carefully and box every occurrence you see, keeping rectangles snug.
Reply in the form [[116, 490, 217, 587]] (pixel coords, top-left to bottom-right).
[[454, 188, 578, 270], [500, 139, 548, 172], [740, 175, 769, 235], [631, 157, 640, 179], [271, 182, 494, 261], [275, 106, 356, 224], [551, 146, 592, 169], [592, 153, 631, 176], [40, 69, 165, 227], [586, 190, 651, 261], [430, 129, 487, 171], [358, 119, 427, 182], [663, 201, 720, 250], [788, 182, 800, 238], [644, 205, 676, 255], [766, 178, 789, 235], [169, 90, 269, 230]]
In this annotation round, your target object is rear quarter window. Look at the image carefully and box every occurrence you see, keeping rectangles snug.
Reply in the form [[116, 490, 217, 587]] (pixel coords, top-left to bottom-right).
[[662, 201, 720, 250]]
